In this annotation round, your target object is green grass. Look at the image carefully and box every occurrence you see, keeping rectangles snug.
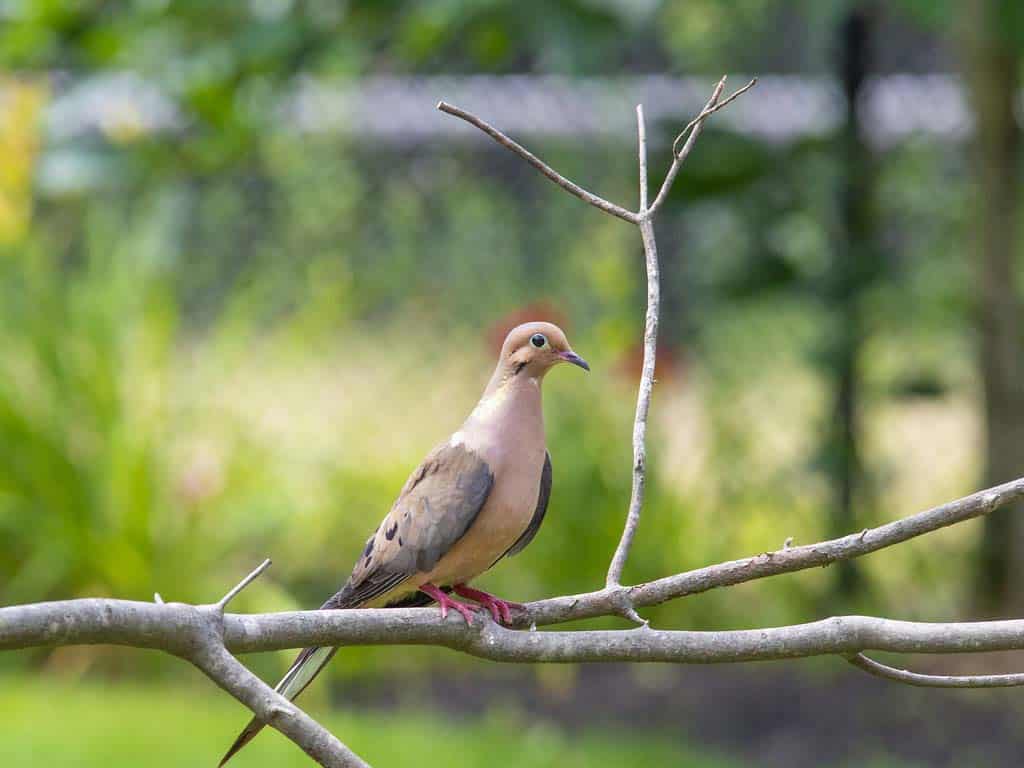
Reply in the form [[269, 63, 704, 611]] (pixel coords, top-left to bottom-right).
[[0, 675, 737, 767]]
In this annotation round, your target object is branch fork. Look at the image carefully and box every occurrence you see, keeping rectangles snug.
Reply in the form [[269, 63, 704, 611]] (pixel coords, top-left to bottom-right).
[[145, 559, 370, 768]]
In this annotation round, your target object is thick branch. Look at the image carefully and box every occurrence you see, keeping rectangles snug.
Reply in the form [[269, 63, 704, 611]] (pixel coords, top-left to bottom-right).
[[85, 563, 367, 768], [190, 638, 369, 767], [3, 473, 1024, 737], [9, 599, 1024, 667]]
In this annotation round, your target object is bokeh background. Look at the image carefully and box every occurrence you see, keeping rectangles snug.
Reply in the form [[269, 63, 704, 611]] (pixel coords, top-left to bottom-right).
[[3, 1, 1024, 766]]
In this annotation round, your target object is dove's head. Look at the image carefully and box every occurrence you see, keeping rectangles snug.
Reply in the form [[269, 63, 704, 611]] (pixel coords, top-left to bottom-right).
[[499, 321, 589, 380]]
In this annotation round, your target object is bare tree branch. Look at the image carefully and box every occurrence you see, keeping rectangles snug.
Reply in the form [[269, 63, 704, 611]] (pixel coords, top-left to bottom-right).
[[191, 641, 370, 767], [604, 103, 657, 602], [520, 476, 1024, 628], [611, 79, 754, 596], [198, 560, 367, 766], [4, 477, 1020, 658], [647, 77, 757, 219], [605, 215, 659, 600], [4, 478, 1024, 663], [645, 76, 723, 217], [847, 652, 1024, 688], [670, 77, 759, 159], [74, 564, 368, 768], [636, 104, 649, 212], [10, 598, 1024, 669], [436, 101, 639, 224], [5, 475, 1021, 682]]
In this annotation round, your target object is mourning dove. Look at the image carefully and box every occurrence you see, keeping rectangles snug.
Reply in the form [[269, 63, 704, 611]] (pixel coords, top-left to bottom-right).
[[219, 322, 588, 765]]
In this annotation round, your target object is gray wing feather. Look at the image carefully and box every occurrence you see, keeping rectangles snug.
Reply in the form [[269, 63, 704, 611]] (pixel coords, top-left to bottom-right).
[[219, 443, 493, 768], [329, 443, 493, 607]]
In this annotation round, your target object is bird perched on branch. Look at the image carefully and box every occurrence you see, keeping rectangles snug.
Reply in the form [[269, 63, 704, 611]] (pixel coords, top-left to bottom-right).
[[219, 321, 589, 765]]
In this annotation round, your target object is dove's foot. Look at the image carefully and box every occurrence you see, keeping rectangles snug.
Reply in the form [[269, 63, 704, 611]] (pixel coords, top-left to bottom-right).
[[419, 583, 478, 624], [453, 583, 523, 625]]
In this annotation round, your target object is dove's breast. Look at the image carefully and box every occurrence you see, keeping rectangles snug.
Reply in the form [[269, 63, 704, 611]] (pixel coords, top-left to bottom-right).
[[420, 379, 546, 587]]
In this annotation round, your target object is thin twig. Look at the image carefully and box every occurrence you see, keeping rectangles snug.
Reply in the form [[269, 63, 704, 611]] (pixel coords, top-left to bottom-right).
[[848, 652, 1024, 688], [671, 77, 758, 158], [637, 104, 649, 212], [218, 558, 272, 609], [648, 77, 758, 218], [436, 101, 640, 224]]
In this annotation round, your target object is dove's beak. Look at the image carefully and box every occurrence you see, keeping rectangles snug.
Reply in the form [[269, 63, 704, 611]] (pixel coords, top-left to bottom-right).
[[559, 351, 590, 371]]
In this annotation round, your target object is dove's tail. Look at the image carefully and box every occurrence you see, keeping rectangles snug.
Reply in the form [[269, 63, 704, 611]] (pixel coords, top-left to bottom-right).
[[218, 645, 338, 767]]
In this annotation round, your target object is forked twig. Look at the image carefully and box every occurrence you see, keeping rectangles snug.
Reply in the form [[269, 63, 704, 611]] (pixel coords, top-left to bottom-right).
[[437, 101, 639, 224]]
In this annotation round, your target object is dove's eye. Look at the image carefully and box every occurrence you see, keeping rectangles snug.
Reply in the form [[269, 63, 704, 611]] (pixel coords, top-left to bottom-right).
[[530, 334, 548, 349]]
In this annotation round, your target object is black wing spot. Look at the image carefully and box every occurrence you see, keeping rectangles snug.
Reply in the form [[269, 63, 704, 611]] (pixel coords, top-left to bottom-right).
[[398, 536, 404, 546], [385, 522, 398, 541], [363, 537, 374, 558]]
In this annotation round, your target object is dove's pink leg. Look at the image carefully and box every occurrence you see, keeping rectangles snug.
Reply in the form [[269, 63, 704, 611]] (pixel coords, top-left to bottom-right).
[[453, 584, 523, 625], [418, 583, 479, 624]]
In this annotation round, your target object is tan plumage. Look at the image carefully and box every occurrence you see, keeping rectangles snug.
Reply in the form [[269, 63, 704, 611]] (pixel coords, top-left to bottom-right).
[[219, 322, 588, 766]]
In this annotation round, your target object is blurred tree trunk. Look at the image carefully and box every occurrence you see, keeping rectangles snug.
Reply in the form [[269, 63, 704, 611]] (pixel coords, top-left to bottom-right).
[[824, 8, 876, 602], [962, 0, 1024, 615]]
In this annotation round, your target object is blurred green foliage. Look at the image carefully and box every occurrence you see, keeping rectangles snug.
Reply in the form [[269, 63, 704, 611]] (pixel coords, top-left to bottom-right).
[[0, 0, 1000, 703], [4, 5, 1022, 768], [0, 120, 985, 674]]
